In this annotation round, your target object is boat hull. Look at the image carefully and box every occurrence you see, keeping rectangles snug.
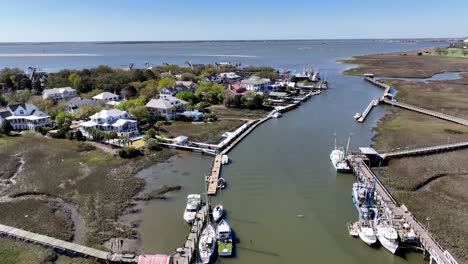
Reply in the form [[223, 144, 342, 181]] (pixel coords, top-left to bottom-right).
[[377, 234, 398, 254], [358, 231, 377, 246]]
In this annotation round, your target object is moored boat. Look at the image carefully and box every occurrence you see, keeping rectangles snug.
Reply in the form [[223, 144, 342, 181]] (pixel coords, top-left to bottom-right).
[[354, 113, 362, 119], [212, 204, 224, 222], [375, 216, 399, 254], [357, 218, 377, 246], [183, 194, 201, 224], [272, 112, 283, 118], [330, 134, 352, 173], [221, 155, 229, 165], [199, 223, 216, 263], [347, 221, 359, 237], [216, 219, 233, 257]]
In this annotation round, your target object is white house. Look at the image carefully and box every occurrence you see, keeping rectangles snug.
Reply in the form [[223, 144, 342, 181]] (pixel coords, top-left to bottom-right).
[[159, 87, 178, 97], [0, 103, 50, 131], [215, 72, 241, 83], [79, 109, 139, 138], [241, 76, 271, 92], [93, 92, 120, 102], [146, 96, 188, 120], [42, 87, 77, 100], [175, 81, 197, 90]]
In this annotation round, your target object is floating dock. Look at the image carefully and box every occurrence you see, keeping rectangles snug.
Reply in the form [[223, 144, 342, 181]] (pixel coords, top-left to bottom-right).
[[207, 155, 222, 195], [357, 97, 380, 122], [348, 155, 459, 264]]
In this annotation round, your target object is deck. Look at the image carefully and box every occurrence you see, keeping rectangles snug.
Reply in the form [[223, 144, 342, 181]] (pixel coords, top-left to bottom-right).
[[348, 156, 458, 264], [207, 155, 222, 195]]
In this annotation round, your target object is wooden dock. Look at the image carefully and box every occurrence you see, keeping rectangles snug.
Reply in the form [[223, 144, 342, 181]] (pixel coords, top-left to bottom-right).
[[364, 76, 391, 94], [380, 141, 468, 160], [357, 97, 380, 122], [382, 99, 468, 127], [0, 224, 137, 263], [171, 205, 209, 264], [158, 143, 216, 156], [348, 156, 459, 264], [207, 155, 222, 195]]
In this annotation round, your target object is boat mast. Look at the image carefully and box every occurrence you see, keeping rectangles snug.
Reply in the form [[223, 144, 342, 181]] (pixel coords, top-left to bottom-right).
[[345, 134, 352, 157], [333, 133, 337, 150]]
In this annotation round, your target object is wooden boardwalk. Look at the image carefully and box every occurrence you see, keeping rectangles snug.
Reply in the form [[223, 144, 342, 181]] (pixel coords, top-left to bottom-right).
[[357, 97, 380, 122], [364, 76, 391, 94], [207, 155, 222, 195], [380, 141, 468, 160], [0, 224, 137, 263], [381, 99, 468, 127], [158, 143, 216, 156], [348, 156, 458, 264]]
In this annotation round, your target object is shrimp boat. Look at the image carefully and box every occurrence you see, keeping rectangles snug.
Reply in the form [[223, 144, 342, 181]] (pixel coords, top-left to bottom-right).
[[199, 223, 216, 263], [212, 204, 224, 222], [216, 220, 233, 257], [357, 218, 377, 246], [330, 134, 352, 173], [183, 194, 201, 224], [374, 215, 399, 254]]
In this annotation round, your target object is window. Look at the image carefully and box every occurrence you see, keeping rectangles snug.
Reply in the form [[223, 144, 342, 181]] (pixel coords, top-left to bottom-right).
[[19, 110, 24, 115]]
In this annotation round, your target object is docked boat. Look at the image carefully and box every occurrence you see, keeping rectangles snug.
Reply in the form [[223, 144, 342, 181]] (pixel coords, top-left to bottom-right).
[[311, 71, 321, 82], [216, 220, 233, 257], [347, 221, 359, 237], [221, 155, 229, 165], [375, 216, 399, 254], [272, 112, 283, 118], [183, 194, 201, 224], [199, 223, 216, 263], [330, 135, 352, 173], [357, 218, 377, 246], [217, 178, 227, 189], [400, 223, 418, 243], [354, 113, 362, 119], [212, 204, 224, 222]]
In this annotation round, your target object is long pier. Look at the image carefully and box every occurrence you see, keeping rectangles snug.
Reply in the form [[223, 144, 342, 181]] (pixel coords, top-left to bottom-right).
[[207, 155, 222, 195], [381, 99, 468, 127], [348, 156, 458, 264], [380, 141, 468, 160], [365, 76, 391, 94], [0, 224, 137, 263], [358, 97, 380, 122]]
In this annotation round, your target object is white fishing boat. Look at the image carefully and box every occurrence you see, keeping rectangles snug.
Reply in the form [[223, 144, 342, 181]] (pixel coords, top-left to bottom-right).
[[354, 113, 362, 119], [216, 219, 233, 257], [375, 216, 399, 254], [272, 112, 283, 118], [221, 154, 229, 165], [330, 134, 352, 173], [357, 218, 377, 246], [212, 204, 224, 222], [347, 221, 359, 237], [311, 71, 321, 82], [183, 194, 201, 224], [199, 223, 216, 264]]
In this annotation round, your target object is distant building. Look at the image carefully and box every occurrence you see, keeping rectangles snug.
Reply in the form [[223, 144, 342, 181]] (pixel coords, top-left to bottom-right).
[[241, 76, 271, 92], [464, 38, 468, 43], [215, 72, 241, 83], [175, 81, 197, 90], [146, 96, 188, 120], [225, 82, 251, 97], [92, 92, 120, 102], [0, 103, 50, 131], [66, 97, 98, 113], [79, 109, 139, 138], [42, 87, 77, 100]]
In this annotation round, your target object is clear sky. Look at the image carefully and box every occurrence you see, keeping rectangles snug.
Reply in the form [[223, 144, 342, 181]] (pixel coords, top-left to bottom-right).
[[1, 0, 467, 42]]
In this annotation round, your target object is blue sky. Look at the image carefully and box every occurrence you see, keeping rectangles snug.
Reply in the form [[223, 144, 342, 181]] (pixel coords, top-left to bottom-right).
[[1, 0, 467, 42]]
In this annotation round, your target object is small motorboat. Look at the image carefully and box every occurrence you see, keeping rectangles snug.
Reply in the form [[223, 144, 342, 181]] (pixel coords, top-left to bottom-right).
[[217, 178, 226, 189], [199, 223, 216, 263], [216, 219, 233, 257], [347, 221, 359, 237], [183, 194, 201, 224], [221, 155, 229, 165], [272, 112, 283, 118], [354, 113, 362, 119], [212, 204, 224, 222]]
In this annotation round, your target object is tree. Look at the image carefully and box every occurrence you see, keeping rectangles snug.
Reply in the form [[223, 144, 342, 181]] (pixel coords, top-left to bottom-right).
[[176, 91, 200, 105], [55, 111, 74, 130], [68, 72, 82, 88], [74, 104, 105, 120], [0, 95, 8, 107], [129, 105, 150, 124], [16, 89, 32, 103], [158, 78, 176, 89], [75, 130, 85, 141], [140, 80, 159, 98], [180, 73, 195, 81], [146, 128, 156, 139], [195, 82, 225, 104], [0, 120, 13, 135], [115, 96, 147, 111]]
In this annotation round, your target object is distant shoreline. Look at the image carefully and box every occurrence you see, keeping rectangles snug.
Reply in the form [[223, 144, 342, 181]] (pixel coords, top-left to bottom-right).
[[0, 53, 101, 57]]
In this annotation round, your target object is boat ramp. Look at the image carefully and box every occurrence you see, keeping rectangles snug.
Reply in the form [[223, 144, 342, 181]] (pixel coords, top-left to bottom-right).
[[347, 155, 460, 264]]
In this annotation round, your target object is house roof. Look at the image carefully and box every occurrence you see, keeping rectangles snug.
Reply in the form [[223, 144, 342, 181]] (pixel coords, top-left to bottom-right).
[[112, 119, 137, 127], [90, 109, 127, 119], [175, 81, 195, 87], [67, 97, 95, 108], [0, 110, 12, 119], [241, 76, 270, 85], [43, 87, 76, 95], [146, 96, 188, 110], [230, 82, 246, 90], [359, 147, 379, 155], [7, 103, 28, 112], [93, 92, 119, 100]]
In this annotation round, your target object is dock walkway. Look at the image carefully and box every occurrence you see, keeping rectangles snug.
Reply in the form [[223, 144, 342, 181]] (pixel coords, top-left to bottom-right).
[[365, 76, 391, 94], [380, 141, 468, 160], [358, 97, 380, 122], [348, 156, 458, 264], [0, 224, 136, 263], [381, 99, 468, 127], [207, 155, 222, 195]]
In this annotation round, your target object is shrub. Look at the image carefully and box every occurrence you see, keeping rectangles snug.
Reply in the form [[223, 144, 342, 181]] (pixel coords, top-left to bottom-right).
[[66, 131, 75, 140], [75, 130, 85, 141], [145, 128, 156, 139], [146, 139, 161, 151], [77, 143, 96, 152], [37, 126, 50, 136], [118, 147, 143, 159], [50, 128, 66, 139]]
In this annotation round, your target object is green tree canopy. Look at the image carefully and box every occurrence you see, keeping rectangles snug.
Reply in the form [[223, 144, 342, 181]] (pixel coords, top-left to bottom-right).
[[176, 91, 200, 105], [115, 96, 147, 111], [55, 111, 74, 130], [195, 82, 225, 104], [158, 78, 176, 89], [68, 72, 82, 88]]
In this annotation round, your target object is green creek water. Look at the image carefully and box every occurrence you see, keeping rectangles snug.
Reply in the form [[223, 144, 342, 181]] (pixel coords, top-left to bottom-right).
[[134, 80, 427, 263]]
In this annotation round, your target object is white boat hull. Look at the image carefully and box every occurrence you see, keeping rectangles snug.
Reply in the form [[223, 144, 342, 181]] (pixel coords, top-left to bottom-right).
[[376, 225, 399, 254], [358, 227, 377, 245]]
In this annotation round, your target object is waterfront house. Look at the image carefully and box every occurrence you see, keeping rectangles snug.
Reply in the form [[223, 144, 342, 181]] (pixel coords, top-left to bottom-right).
[[79, 109, 139, 138], [0, 103, 50, 131], [159, 87, 178, 97], [146, 96, 188, 120], [93, 92, 120, 102], [175, 81, 197, 90], [65, 97, 98, 113], [241, 76, 271, 92], [215, 72, 241, 83], [225, 82, 252, 97], [42, 87, 77, 100]]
